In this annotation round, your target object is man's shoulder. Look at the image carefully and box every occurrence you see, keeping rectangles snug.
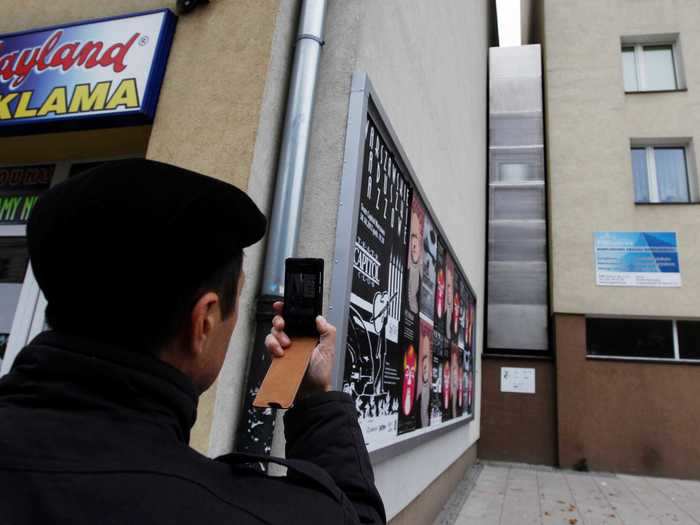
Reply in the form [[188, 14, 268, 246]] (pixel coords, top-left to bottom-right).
[[0, 457, 346, 525], [0, 407, 348, 524]]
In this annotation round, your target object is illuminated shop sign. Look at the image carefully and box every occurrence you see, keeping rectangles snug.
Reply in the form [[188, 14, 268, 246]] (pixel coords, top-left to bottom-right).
[[0, 9, 176, 135], [0, 165, 54, 224]]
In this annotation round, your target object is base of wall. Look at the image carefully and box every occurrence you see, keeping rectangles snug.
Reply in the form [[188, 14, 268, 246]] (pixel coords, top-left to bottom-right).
[[555, 313, 700, 479], [389, 443, 478, 525], [479, 355, 558, 465]]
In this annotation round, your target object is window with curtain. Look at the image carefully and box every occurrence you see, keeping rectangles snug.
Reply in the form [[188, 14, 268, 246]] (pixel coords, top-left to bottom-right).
[[622, 47, 639, 92], [622, 42, 679, 92], [631, 145, 691, 203], [631, 148, 649, 202]]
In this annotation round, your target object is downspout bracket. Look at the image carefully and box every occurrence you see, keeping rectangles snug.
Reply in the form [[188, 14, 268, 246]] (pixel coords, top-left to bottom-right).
[[297, 33, 325, 46]]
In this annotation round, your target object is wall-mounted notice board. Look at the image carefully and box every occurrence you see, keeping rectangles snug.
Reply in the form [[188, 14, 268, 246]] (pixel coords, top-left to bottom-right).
[[329, 73, 478, 454]]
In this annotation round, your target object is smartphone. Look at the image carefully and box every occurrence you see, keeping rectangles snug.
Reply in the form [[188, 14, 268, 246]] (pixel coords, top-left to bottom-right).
[[253, 258, 324, 409], [283, 258, 324, 337]]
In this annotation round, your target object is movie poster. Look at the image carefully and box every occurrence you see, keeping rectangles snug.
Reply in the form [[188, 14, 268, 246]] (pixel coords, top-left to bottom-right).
[[343, 115, 411, 448], [457, 348, 465, 418], [465, 288, 476, 416], [440, 345, 450, 422], [398, 196, 426, 434], [458, 280, 468, 350], [447, 343, 460, 420], [434, 240, 447, 335], [463, 348, 472, 416], [399, 341, 417, 429], [444, 254, 455, 342], [466, 293, 475, 351], [430, 329, 445, 426], [415, 318, 433, 429], [420, 213, 437, 322]]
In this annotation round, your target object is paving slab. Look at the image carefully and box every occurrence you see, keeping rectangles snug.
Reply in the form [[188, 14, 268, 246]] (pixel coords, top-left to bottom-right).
[[538, 470, 586, 525], [454, 465, 508, 524], [446, 462, 700, 525], [592, 475, 660, 525], [645, 476, 700, 523], [500, 468, 541, 525], [619, 474, 697, 525]]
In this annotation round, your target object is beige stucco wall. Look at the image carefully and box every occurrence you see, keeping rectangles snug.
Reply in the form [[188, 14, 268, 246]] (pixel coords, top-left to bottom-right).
[[0, 0, 282, 453], [545, 0, 700, 317], [145, 1, 280, 189]]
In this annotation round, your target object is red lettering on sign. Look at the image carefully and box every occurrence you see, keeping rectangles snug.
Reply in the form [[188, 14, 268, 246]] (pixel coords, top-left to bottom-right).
[[0, 30, 141, 89]]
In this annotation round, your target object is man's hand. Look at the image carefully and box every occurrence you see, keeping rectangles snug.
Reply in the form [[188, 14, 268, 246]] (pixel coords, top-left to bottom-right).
[[264, 301, 336, 398]]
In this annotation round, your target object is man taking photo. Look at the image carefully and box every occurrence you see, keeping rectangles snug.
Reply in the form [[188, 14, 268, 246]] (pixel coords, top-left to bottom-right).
[[0, 159, 385, 524]]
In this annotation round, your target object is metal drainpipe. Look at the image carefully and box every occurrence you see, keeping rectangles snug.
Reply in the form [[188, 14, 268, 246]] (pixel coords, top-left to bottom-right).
[[235, 0, 327, 456]]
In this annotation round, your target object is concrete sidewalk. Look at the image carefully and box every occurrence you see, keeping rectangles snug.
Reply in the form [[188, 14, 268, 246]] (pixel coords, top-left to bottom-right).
[[437, 462, 700, 525]]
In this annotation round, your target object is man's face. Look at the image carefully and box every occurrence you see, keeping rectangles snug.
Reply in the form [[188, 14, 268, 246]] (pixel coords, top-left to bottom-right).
[[445, 267, 454, 309], [195, 270, 245, 392], [410, 233, 421, 263], [410, 212, 422, 264]]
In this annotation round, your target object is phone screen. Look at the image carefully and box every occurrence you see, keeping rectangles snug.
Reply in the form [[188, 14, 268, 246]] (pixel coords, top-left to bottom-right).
[[284, 258, 323, 336]]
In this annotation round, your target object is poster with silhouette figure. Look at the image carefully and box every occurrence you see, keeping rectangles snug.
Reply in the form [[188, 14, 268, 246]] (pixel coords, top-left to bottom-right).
[[342, 115, 411, 448]]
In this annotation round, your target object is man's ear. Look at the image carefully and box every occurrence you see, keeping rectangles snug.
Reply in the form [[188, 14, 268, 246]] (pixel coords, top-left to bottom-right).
[[190, 292, 221, 356]]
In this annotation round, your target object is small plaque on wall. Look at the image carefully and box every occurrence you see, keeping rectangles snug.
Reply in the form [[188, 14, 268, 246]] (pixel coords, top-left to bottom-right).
[[500, 367, 535, 394]]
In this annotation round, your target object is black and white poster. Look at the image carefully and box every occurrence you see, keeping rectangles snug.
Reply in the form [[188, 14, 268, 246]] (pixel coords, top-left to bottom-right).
[[343, 115, 411, 448]]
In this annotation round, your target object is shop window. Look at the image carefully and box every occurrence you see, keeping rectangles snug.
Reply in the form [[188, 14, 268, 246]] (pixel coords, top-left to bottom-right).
[[0, 159, 133, 376], [622, 37, 682, 92], [586, 318, 674, 359], [677, 321, 700, 360], [631, 146, 692, 203], [0, 238, 29, 364]]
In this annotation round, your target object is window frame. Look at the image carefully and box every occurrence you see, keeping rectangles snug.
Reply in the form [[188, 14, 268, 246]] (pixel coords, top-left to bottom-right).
[[631, 144, 693, 203], [621, 36, 685, 93], [0, 162, 71, 375], [586, 316, 700, 364]]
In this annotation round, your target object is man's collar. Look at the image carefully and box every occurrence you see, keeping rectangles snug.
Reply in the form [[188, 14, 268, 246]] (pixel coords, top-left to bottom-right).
[[4, 331, 199, 444]]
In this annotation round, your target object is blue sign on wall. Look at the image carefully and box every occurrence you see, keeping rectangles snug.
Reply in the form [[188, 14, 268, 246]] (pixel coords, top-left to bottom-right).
[[0, 9, 176, 135], [594, 231, 681, 287]]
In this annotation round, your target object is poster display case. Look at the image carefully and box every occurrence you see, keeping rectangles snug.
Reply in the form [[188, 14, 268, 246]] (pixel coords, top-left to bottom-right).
[[329, 73, 477, 453]]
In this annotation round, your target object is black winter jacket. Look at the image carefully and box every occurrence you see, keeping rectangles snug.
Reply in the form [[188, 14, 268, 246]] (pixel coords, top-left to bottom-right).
[[0, 332, 386, 524]]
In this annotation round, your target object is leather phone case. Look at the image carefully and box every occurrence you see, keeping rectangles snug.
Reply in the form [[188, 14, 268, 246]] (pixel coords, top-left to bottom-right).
[[253, 336, 317, 409]]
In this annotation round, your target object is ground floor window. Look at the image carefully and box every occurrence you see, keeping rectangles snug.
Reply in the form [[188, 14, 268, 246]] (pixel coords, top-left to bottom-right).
[[586, 317, 700, 362]]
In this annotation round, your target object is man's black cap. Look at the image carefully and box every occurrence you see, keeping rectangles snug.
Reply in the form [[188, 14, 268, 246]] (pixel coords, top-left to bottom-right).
[[27, 159, 266, 347]]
